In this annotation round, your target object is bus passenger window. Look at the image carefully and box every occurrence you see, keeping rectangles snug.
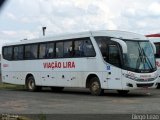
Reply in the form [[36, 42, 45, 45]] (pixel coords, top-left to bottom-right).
[[108, 44, 121, 66], [64, 41, 73, 57], [32, 45, 38, 59], [13, 46, 24, 60], [13, 47, 19, 60], [3, 47, 13, 60], [46, 43, 54, 58], [83, 39, 96, 57], [74, 40, 84, 57], [25, 44, 38, 59], [18, 46, 24, 60], [39, 43, 46, 59], [56, 42, 63, 58]]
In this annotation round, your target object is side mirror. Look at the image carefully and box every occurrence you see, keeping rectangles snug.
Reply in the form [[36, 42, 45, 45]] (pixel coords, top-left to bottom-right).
[[111, 38, 127, 54]]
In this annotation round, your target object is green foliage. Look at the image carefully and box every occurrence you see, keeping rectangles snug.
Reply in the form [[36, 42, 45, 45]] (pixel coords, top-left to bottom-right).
[[0, 83, 25, 90]]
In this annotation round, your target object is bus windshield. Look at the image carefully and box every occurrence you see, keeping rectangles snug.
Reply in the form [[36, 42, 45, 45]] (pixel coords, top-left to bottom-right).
[[124, 40, 156, 72], [95, 37, 156, 72]]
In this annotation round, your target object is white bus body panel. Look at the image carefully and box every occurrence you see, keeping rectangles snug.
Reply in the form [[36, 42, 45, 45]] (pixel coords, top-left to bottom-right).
[[2, 30, 158, 90]]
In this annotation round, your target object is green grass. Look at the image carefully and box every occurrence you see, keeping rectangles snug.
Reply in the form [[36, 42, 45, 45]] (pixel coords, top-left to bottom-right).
[[0, 83, 25, 90], [17, 116, 32, 120]]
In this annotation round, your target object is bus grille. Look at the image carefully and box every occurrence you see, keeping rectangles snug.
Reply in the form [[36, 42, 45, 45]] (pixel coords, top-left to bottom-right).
[[136, 78, 155, 82], [137, 83, 154, 87]]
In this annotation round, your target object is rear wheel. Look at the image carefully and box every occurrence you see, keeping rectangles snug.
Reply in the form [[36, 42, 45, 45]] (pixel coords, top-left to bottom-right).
[[51, 87, 64, 92], [26, 76, 41, 92], [89, 77, 104, 96], [117, 90, 129, 96]]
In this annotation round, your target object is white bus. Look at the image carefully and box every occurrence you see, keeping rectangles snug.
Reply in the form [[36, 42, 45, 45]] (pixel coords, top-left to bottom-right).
[[1, 30, 158, 96], [146, 34, 160, 88]]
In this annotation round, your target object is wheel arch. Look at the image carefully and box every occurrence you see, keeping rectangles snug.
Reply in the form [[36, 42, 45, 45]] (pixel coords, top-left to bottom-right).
[[86, 73, 100, 88], [25, 73, 34, 85]]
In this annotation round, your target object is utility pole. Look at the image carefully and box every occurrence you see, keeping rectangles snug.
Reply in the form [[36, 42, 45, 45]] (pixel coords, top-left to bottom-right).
[[42, 27, 46, 36]]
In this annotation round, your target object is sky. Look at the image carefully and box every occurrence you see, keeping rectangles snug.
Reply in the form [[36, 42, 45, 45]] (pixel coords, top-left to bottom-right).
[[0, 0, 160, 51]]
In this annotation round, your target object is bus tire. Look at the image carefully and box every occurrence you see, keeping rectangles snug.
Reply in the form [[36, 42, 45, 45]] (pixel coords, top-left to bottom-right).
[[51, 87, 64, 92], [89, 77, 104, 96], [26, 76, 41, 92], [117, 90, 129, 96]]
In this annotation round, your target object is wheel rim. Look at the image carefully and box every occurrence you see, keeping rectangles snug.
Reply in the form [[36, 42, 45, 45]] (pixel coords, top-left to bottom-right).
[[28, 79, 34, 90], [91, 81, 100, 94]]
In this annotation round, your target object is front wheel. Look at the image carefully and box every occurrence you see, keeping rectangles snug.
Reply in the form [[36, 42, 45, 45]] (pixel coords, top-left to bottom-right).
[[26, 76, 41, 92], [89, 77, 104, 96]]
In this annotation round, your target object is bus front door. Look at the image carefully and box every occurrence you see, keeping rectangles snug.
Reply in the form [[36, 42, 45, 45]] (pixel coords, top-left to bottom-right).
[[105, 44, 122, 89]]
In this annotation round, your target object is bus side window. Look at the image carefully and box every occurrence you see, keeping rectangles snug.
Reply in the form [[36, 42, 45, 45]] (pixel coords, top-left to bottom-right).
[[83, 39, 96, 57], [64, 41, 73, 58], [13, 46, 24, 60], [18, 46, 24, 60], [155, 43, 160, 58], [108, 44, 121, 67], [13, 47, 18, 60], [25, 44, 38, 59], [74, 40, 84, 57], [46, 43, 54, 59], [31, 44, 38, 59], [56, 42, 63, 58], [95, 38, 108, 60], [39, 43, 46, 59], [3, 46, 13, 60]]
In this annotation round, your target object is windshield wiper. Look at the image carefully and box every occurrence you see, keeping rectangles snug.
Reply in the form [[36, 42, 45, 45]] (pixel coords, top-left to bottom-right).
[[137, 43, 153, 70], [136, 48, 145, 69], [141, 47, 154, 70]]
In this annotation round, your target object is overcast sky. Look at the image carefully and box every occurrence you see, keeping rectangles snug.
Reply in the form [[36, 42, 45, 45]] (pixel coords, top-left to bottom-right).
[[0, 0, 160, 50]]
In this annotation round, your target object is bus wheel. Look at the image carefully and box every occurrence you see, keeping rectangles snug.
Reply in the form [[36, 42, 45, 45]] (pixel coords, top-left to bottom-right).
[[26, 76, 41, 92], [89, 77, 104, 96], [51, 87, 64, 92], [117, 90, 129, 96]]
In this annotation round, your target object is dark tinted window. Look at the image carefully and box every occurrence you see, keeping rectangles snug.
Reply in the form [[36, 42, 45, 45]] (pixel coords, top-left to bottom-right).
[[108, 44, 121, 66], [39, 42, 55, 59], [56, 42, 63, 58], [96, 37, 110, 60], [64, 41, 73, 57], [155, 43, 160, 58], [74, 40, 84, 57], [83, 39, 96, 57], [3, 46, 13, 60], [95, 37, 121, 67], [46, 43, 54, 58], [13, 46, 24, 60], [25, 44, 38, 59], [39, 43, 46, 59]]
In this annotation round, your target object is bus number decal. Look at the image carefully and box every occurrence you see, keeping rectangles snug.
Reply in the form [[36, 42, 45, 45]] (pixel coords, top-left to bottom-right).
[[43, 61, 75, 69]]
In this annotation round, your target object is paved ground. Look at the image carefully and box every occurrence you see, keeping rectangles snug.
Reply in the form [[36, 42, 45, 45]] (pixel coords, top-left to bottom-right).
[[0, 87, 160, 115]]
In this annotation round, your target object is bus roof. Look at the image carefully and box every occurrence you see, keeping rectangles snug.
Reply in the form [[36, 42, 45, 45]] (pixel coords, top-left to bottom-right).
[[3, 30, 147, 46]]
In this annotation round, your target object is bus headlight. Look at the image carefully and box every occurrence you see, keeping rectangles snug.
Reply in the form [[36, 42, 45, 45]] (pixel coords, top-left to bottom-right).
[[124, 73, 157, 82]]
